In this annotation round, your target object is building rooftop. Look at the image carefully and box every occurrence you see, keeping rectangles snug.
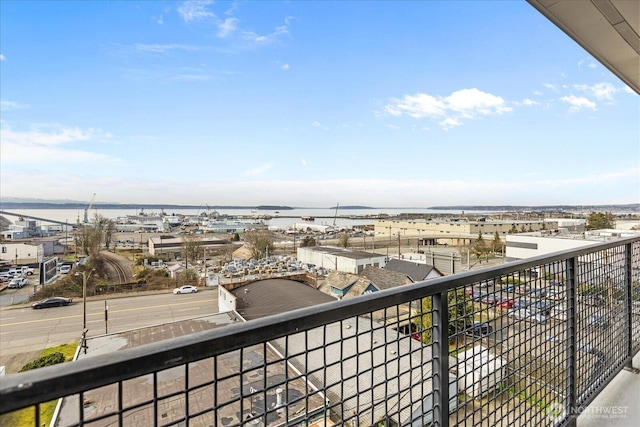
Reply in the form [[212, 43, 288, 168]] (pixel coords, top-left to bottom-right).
[[231, 279, 336, 321]]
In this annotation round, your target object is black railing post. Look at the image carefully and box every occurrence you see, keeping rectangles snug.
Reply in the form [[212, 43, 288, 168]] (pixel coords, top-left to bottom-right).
[[432, 291, 449, 427], [566, 256, 578, 426], [624, 242, 639, 373]]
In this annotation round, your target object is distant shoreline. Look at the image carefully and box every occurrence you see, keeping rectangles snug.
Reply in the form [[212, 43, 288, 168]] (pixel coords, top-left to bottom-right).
[[0, 202, 637, 212]]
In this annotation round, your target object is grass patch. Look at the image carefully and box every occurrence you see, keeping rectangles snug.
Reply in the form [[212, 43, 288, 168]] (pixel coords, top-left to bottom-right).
[[0, 343, 78, 427]]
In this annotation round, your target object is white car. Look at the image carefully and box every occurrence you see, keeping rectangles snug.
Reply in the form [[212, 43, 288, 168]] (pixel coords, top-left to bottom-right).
[[173, 285, 198, 294], [8, 277, 28, 289], [59, 265, 72, 274], [508, 308, 547, 324]]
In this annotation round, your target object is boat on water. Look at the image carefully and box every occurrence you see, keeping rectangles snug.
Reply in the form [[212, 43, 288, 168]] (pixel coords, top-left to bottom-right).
[[301, 216, 315, 221]]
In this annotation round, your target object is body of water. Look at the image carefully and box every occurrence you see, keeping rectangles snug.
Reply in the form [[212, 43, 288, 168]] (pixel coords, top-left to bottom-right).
[[1, 207, 482, 231]]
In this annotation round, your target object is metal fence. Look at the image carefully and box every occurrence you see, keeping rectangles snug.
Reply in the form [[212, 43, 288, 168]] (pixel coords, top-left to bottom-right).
[[1, 236, 639, 426]]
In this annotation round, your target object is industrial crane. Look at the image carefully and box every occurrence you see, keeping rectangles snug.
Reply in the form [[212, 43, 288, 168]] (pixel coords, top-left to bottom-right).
[[83, 193, 96, 223]]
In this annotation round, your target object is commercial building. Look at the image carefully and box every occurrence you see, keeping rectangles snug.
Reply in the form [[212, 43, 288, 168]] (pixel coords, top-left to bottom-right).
[[375, 218, 557, 246], [296, 246, 388, 274]]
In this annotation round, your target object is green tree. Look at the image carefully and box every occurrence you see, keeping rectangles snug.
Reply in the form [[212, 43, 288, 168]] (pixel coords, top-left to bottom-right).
[[472, 231, 487, 257], [103, 218, 116, 251], [300, 236, 316, 247], [586, 211, 615, 230], [420, 289, 474, 345], [491, 231, 503, 254], [338, 232, 350, 248], [244, 230, 274, 259]]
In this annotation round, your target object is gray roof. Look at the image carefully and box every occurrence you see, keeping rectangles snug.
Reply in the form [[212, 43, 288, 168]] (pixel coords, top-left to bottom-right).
[[270, 316, 457, 426], [384, 259, 439, 282], [231, 279, 336, 321], [360, 266, 412, 290]]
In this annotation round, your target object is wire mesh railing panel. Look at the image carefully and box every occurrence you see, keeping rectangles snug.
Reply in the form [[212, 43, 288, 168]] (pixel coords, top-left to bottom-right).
[[1, 237, 639, 427]]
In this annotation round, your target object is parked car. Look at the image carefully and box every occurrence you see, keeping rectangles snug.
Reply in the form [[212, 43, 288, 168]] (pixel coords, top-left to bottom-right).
[[59, 265, 72, 274], [32, 297, 73, 309], [477, 279, 494, 288], [513, 299, 532, 310], [508, 308, 547, 323], [471, 290, 489, 301], [479, 294, 501, 305], [546, 289, 564, 301], [464, 321, 493, 336], [586, 313, 610, 328], [173, 285, 198, 294], [8, 276, 28, 289], [550, 304, 567, 321], [529, 300, 555, 315], [527, 288, 548, 299], [502, 284, 519, 293], [499, 297, 516, 309]]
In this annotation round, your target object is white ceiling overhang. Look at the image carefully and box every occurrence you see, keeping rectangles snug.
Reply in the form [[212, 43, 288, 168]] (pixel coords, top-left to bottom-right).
[[528, 0, 640, 94]]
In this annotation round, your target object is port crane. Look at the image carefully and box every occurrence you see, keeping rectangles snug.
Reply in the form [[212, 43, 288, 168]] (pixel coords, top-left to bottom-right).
[[83, 193, 96, 223]]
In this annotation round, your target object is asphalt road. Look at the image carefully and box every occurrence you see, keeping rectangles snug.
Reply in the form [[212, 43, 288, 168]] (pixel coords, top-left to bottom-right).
[[0, 288, 219, 372]]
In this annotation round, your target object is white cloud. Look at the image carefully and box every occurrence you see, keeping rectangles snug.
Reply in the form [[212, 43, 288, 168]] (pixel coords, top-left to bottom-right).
[[154, 15, 164, 25], [588, 62, 597, 69], [312, 121, 329, 130], [387, 124, 399, 130], [173, 74, 210, 81], [134, 43, 198, 53], [243, 22, 289, 44], [177, 0, 214, 22], [543, 83, 558, 91], [0, 101, 26, 111], [521, 98, 539, 106], [385, 88, 510, 129], [590, 82, 617, 101], [573, 82, 618, 102], [0, 54, 5, 61], [243, 163, 273, 176], [218, 17, 238, 37], [301, 158, 307, 166], [0, 125, 116, 164], [560, 95, 596, 112], [533, 90, 542, 96], [439, 117, 462, 130], [281, 63, 290, 71]]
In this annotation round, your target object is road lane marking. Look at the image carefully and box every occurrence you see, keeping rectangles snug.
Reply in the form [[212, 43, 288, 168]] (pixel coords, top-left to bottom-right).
[[0, 299, 214, 327]]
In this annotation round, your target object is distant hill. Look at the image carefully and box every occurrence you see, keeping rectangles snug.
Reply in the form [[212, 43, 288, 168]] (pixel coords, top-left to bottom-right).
[[429, 204, 639, 212]]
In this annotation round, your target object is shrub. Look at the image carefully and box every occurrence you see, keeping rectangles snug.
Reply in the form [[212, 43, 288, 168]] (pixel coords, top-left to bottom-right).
[[19, 352, 66, 372]]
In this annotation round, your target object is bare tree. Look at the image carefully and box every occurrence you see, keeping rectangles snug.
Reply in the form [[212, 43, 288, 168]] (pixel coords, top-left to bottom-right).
[[181, 234, 202, 267], [244, 230, 274, 259], [338, 232, 349, 248], [491, 231, 504, 254]]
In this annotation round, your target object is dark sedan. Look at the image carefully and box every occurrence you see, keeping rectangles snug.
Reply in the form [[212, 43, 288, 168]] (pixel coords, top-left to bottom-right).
[[32, 297, 73, 309]]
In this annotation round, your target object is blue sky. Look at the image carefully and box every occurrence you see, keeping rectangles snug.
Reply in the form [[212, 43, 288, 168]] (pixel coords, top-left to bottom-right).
[[1, 0, 638, 208]]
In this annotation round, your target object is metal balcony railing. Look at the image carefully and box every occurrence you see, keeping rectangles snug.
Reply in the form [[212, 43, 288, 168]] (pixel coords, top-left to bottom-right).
[[1, 236, 639, 426]]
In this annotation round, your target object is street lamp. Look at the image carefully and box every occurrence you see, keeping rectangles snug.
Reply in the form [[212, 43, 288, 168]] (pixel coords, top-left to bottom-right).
[[76, 269, 95, 354]]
